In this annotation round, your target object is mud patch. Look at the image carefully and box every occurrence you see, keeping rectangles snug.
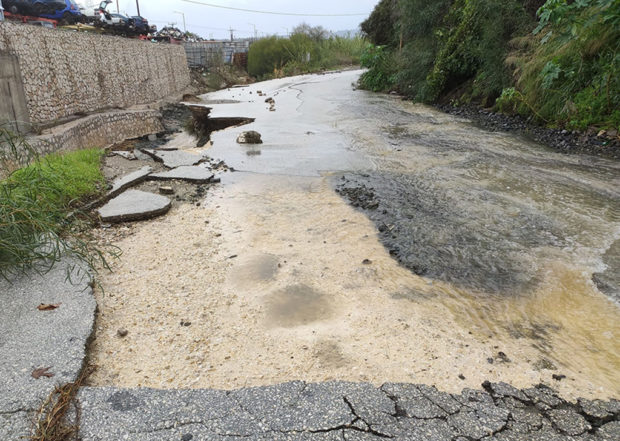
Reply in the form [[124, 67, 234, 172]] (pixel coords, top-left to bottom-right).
[[334, 172, 565, 295], [592, 239, 620, 304], [313, 340, 349, 369], [232, 254, 280, 285], [391, 288, 437, 302], [265, 284, 333, 328]]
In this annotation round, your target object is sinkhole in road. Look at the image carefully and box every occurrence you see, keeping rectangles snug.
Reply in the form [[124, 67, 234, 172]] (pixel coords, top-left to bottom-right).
[[186, 104, 254, 145]]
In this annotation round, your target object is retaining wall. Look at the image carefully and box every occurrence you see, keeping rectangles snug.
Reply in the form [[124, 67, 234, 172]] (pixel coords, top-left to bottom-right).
[[0, 21, 191, 126], [28, 109, 164, 154]]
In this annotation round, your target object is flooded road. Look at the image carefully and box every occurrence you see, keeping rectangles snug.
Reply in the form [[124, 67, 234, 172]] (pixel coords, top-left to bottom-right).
[[90, 70, 619, 400]]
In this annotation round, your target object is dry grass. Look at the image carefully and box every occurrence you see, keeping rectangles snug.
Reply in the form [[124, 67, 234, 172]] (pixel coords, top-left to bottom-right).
[[31, 366, 94, 441]]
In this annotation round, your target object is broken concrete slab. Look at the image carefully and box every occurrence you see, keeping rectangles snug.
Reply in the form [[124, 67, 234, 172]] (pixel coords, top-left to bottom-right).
[[149, 166, 214, 184], [106, 166, 152, 200], [110, 151, 136, 160], [141, 149, 204, 169], [97, 190, 171, 223], [133, 148, 152, 161], [0, 259, 95, 441]]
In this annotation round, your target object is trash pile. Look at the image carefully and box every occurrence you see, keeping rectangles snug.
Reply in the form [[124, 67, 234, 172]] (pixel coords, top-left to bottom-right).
[[155, 26, 204, 42]]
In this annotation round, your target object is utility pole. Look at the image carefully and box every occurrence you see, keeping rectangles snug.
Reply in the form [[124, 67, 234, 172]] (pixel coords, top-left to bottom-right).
[[229, 27, 234, 42], [248, 23, 257, 40], [135, 0, 140, 16], [173, 10, 186, 32], [116, 0, 119, 13]]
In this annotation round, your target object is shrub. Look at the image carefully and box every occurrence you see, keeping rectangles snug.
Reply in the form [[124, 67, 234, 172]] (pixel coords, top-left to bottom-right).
[[359, 44, 397, 92], [249, 32, 367, 79], [248, 37, 292, 79], [513, 0, 620, 129]]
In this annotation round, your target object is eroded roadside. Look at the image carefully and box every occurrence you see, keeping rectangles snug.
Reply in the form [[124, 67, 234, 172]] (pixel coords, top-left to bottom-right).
[[87, 71, 619, 405]]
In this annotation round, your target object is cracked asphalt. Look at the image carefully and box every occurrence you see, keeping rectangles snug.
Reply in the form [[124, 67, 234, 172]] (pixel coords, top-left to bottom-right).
[[77, 381, 619, 440]]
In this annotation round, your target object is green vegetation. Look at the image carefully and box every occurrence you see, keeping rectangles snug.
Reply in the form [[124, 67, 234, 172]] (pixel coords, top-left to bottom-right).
[[248, 24, 366, 79], [0, 130, 115, 280], [359, 0, 619, 130]]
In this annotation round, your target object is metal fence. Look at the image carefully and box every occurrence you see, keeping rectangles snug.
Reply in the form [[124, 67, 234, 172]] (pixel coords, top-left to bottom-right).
[[183, 40, 250, 68]]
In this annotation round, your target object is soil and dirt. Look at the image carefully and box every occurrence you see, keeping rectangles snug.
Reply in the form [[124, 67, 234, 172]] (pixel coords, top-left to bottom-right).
[[85, 71, 619, 407], [437, 104, 620, 160]]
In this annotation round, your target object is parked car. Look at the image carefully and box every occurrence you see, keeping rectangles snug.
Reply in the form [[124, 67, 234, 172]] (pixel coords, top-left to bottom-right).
[[2, 0, 36, 15], [34, 0, 82, 24], [130, 15, 151, 35]]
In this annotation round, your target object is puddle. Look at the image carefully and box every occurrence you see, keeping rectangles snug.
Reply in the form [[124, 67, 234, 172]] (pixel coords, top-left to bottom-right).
[[265, 284, 333, 328], [231, 253, 280, 284]]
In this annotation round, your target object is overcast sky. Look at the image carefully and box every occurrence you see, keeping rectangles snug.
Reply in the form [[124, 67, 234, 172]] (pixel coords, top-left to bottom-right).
[[84, 0, 380, 39]]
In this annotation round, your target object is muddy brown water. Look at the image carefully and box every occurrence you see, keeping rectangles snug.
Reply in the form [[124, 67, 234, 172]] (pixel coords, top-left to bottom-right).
[[90, 70, 619, 400]]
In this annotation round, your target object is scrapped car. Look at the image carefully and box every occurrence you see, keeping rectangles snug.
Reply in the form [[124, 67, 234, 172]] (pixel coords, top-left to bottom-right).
[[34, 0, 82, 23], [130, 15, 152, 35], [3, 0, 36, 15], [76, 1, 100, 23]]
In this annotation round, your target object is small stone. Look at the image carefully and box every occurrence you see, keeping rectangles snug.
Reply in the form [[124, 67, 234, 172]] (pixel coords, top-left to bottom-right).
[[117, 329, 128, 338], [180, 321, 191, 327], [497, 351, 511, 363], [148, 134, 157, 142], [552, 374, 566, 381], [236, 131, 263, 144], [181, 434, 193, 441], [458, 374, 466, 380], [362, 259, 372, 265], [159, 186, 174, 195]]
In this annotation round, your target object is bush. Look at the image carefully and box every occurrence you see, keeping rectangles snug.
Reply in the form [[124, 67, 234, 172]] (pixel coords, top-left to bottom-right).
[[248, 36, 292, 79], [512, 0, 620, 129], [0, 131, 115, 280], [249, 30, 367, 79], [359, 44, 397, 92]]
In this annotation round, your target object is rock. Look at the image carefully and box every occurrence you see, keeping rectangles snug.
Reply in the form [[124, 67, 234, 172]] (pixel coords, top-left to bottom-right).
[[237, 131, 263, 144], [159, 186, 174, 195], [147, 134, 158, 142], [117, 329, 128, 338], [149, 166, 214, 184], [97, 190, 172, 223], [362, 259, 372, 265]]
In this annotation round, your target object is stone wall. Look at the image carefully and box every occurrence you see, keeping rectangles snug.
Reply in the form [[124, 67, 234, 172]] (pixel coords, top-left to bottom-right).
[[0, 21, 191, 125], [28, 109, 164, 154]]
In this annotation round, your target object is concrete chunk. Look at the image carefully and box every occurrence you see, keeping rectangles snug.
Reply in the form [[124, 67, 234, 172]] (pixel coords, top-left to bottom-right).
[[98, 190, 171, 223], [149, 166, 214, 183], [107, 166, 152, 200], [142, 149, 203, 168]]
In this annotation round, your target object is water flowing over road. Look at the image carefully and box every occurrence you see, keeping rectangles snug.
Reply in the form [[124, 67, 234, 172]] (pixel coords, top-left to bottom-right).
[[91, 70, 619, 401]]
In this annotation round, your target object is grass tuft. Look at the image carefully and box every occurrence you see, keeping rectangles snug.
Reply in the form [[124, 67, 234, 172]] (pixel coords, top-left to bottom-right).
[[0, 129, 118, 280]]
